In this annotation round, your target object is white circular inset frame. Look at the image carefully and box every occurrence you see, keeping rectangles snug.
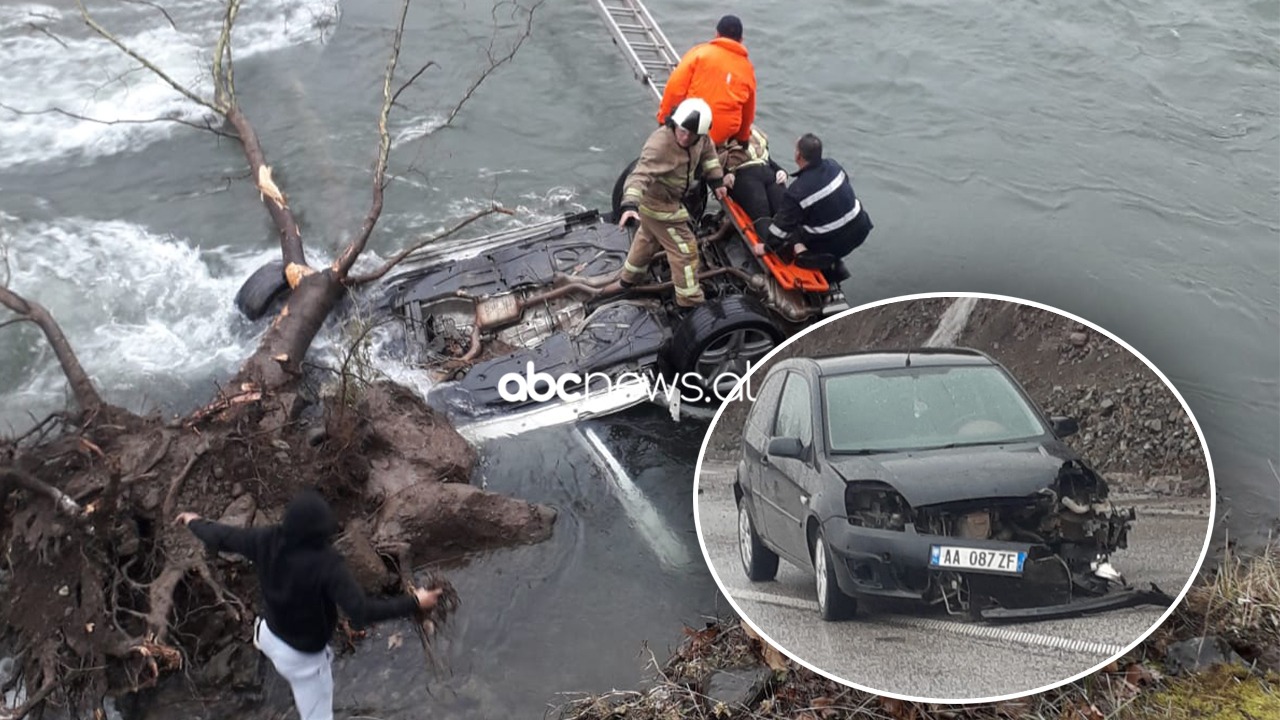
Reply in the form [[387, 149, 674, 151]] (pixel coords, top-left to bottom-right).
[[692, 292, 1215, 703]]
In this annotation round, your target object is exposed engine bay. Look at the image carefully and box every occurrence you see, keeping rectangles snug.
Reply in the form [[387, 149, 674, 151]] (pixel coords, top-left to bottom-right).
[[842, 460, 1157, 620]]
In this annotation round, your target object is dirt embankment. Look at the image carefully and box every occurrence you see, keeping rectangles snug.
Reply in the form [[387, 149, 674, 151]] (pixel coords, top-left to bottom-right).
[[705, 298, 1209, 496]]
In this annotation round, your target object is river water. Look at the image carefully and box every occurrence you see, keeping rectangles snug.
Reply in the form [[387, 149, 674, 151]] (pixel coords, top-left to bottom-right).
[[0, 0, 1276, 714]]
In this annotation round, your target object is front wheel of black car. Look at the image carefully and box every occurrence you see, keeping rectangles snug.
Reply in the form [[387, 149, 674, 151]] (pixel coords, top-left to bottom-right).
[[665, 296, 783, 405], [814, 533, 857, 621], [738, 501, 779, 581]]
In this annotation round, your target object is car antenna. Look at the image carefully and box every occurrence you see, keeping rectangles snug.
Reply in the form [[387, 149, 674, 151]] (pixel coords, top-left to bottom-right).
[[905, 351, 911, 367]]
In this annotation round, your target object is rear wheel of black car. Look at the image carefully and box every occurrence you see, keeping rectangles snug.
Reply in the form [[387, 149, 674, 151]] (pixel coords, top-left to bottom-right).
[[610, 158, 640, 223], [814, 532, 857, 621], [234, 259, 289, 321], [738, 500, 779, 581], [666, 296, 783, 405]]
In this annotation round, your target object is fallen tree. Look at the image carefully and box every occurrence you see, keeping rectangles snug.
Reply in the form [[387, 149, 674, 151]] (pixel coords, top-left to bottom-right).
[[0, 1, 549, 716]]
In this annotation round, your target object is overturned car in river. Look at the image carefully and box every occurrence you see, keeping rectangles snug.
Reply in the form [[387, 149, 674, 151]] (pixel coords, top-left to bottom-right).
[[370, 198, 849, 425], [236, 197, 849, 427], [734, 349, 1171, 622]]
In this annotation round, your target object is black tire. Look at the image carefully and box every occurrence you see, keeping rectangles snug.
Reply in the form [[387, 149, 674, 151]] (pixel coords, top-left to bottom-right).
[[234, 259, 289, 321], [610, 157, 640, 223], [814, 531, 857, 621], [738, 498, 779, 581], [664, 296, 783, 404]]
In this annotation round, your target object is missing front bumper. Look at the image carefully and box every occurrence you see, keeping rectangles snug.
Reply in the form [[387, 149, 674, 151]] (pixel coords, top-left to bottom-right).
[[979, 584, 1175, 623]]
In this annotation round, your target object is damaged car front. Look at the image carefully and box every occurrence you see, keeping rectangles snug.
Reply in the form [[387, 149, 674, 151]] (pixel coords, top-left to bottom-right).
[[739, 350, 1171, 623]]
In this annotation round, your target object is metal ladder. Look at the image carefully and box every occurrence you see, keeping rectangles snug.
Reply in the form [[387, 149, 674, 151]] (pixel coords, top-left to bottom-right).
[[590, 0, 681, 102]]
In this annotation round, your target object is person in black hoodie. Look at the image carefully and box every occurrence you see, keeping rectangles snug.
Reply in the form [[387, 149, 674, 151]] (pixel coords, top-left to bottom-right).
[[754, 133, 873, 284], [176, 489, 441, 720]]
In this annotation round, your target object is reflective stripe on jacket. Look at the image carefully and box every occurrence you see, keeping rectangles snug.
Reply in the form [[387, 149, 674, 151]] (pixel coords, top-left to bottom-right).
[[622, 126, 723, 222], [767, 158, 861, 242], [656, 38, 756, 146], [720, 126, 771, 172]]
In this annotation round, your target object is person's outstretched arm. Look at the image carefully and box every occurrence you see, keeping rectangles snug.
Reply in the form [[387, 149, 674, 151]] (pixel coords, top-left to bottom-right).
[[177, 512, 271, 561], [325, 561, 440, 628]]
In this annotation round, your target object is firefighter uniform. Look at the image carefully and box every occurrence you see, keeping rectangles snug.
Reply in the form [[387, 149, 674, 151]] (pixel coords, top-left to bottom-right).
[[619, 125, 724, 307], [720, 126, 785, 238]]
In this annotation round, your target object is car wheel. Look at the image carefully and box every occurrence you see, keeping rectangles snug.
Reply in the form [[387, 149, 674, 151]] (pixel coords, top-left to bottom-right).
[[738, 500, 779, 581], [665, 296, 783, 405], [234, 259, 289, 321], [814, 532, 857, 621]]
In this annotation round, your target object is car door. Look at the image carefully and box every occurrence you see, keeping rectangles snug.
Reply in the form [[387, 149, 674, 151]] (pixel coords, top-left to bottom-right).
[[764, 372, 817, 564], [740, 371, 787, 551]]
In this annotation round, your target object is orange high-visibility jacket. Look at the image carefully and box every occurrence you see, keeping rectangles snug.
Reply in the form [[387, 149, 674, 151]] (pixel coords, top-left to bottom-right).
[[657, 38, 756, 146]]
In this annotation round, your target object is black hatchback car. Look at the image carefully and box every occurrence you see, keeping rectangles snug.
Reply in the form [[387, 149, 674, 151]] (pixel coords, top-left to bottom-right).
[[733, 349, 1162, 622]]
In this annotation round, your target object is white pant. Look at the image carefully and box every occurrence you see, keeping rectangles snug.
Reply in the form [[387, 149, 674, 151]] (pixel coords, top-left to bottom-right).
[[254, 617, 334, 720]]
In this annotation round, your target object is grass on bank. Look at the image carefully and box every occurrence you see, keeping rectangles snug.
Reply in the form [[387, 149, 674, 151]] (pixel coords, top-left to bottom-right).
[[552, 544, 1279, 720]]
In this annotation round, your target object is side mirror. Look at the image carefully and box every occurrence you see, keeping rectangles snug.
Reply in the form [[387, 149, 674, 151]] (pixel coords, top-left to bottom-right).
[[767, 436, 805, 460], [1050, 416, 1079, 438]]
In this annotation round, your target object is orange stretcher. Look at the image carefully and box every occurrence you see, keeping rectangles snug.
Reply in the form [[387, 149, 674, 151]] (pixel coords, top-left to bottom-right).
[[722, 196, 829, 292]]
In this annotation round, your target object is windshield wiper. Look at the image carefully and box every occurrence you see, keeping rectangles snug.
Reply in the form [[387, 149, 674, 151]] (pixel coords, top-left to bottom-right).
[[833, 447, 899, 455], [935, 438, 1022, 450]]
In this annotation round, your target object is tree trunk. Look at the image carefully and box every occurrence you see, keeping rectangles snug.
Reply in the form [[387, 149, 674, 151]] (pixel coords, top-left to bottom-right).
[[224, 106, 307, 272], [234, 269, 347, 391]]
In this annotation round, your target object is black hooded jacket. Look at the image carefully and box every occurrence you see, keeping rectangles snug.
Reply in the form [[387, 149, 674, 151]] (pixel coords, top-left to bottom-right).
[[189, 491, 417, 653]]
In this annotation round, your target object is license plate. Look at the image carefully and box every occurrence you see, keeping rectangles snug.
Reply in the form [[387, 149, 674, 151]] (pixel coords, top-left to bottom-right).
[[929, 545, 1026, 576]]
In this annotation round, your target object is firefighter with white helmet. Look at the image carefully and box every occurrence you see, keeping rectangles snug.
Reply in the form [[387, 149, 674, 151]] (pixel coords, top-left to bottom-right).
[[615, 98, 727, 307]]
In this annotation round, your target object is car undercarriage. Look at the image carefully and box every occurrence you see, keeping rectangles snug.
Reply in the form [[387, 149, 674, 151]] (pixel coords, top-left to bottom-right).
[[378, 206, 848, 418]]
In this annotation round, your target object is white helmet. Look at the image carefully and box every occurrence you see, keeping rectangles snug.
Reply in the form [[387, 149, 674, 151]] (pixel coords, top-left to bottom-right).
[[670, 98, 712, 137]]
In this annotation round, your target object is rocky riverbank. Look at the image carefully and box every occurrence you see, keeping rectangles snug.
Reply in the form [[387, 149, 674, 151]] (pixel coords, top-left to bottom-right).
[[553, 541, 1278, 719]]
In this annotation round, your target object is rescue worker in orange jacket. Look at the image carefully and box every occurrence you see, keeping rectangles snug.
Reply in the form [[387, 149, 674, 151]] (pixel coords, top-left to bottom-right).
[[616, 98, 727, 307], [656, 15, 756, 147]]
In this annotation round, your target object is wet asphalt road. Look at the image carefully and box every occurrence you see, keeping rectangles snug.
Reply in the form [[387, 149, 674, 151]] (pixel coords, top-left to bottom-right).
[[694, 460, 1213, 700]]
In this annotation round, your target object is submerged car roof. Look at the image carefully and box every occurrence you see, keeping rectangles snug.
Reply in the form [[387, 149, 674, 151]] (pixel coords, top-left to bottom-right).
[[776, 348, 995, 376]]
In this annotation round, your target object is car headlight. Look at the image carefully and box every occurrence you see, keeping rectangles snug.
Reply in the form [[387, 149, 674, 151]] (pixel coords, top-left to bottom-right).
[[844, 482, 912, 531]]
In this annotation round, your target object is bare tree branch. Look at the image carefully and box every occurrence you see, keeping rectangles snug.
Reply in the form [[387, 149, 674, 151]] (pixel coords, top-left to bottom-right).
[[441, 0, 542, 129], [348, 205, 514, 285], [0, 286, 104, 416], [212, 0, 242, 109], [336, 0, 539, 279], [26, 23, 68, 49], [0, 317, 33, 332], [76, 0, 217, 114], [0, 102, 237, 140], [400, 0, 540, 177], [390, 61, 437, 109], [331, 0, 413, 278], [120, 0, 179, 31]]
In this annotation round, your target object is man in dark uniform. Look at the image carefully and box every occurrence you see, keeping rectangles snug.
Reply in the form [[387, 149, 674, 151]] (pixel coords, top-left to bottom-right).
[[754, 133, 873, 283]]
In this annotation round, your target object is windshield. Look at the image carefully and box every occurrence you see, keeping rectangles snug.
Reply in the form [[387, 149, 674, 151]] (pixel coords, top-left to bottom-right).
[[823, 365, 1047, 453]]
